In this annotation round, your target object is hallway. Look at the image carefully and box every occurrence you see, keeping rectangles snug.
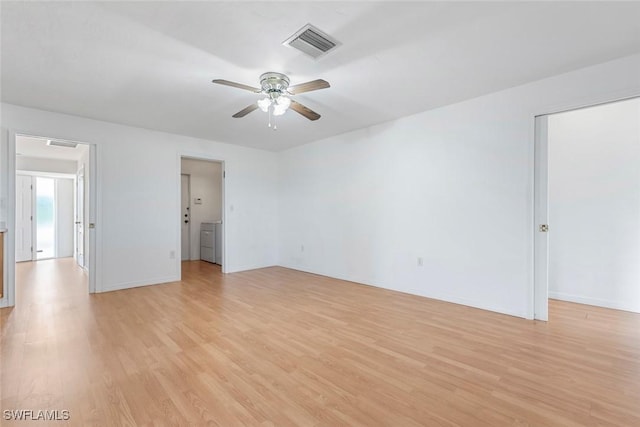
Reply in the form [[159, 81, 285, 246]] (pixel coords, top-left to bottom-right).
[[16, 258, 88, 305]]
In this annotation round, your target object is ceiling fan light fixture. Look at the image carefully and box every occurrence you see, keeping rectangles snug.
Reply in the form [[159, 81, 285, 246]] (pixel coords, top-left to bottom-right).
[[213, 72, 327, 126], [276, 96, 291, 109], [273, 105, 287, 116], [257, 97, 271, 112]]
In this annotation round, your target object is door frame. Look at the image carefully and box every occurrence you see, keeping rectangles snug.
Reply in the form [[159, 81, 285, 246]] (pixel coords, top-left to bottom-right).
[[180, 173, 191, 261], [15, 171, 77, 262], [533, 115, 549, 321], [1, 130, 100, 308], [76, 166, 85, 268], [177, 153, 226, 275], [531, 94, 640, 320]]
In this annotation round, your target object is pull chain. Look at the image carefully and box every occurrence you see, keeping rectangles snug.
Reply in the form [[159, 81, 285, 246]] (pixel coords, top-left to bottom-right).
[[269, 105, 277, 130]]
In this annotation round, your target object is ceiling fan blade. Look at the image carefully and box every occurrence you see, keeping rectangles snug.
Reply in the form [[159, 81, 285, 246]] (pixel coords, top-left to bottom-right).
[[288, 79, 330, 95], [290, 100, 321, 121], [212, 79, 261, 93], [232, 104, 259, 118]]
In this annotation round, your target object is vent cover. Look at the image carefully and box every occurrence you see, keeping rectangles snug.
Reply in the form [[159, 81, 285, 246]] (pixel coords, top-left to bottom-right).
[[47, 139, 78, 148], [283, 24, 340, 59]]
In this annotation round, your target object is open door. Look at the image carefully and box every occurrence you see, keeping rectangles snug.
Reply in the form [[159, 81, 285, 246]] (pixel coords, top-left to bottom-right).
[[533, 115, 549, 321], [15, 175, 34, 262], [76, 167, 85, 267]]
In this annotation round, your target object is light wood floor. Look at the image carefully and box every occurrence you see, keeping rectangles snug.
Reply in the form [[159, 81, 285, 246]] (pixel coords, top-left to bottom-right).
[[1, 260, 639, 426]]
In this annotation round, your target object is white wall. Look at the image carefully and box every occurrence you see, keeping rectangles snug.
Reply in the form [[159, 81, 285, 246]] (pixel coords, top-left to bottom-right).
[[1, 103, 278, 301], [16, 156, 77, 174], [548, 98, 640, 313], [181, 158, 222, 260], [278, 54, 640, 319], [1, 54, 638, 315], [56, 178, 75, 258]]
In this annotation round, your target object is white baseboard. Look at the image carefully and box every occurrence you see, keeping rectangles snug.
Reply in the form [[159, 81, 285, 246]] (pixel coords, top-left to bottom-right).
[[226, 263, 277, 274], [549, 291, 640, 313], [99, 275, 180, 293], [278, 264, 527, 319]]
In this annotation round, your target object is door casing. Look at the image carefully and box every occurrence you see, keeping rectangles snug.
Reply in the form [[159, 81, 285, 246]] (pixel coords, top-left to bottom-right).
[[181, 174, 191, 261], [2, 131, 99, 309], [76, 167, 85, 268], [178, 154, 226, 275], [532, 95, 640, 320]]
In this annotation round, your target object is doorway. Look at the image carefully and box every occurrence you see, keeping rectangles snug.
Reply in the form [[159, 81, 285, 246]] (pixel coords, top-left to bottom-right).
[[534, 97, 640, 319], [179, 157, 224, 274], [7, 134, 96, 307], [15, 174, 74, 261]]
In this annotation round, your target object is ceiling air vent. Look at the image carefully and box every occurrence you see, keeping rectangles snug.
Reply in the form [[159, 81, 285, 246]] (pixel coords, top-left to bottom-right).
[[283, 24, 340, 59], [46, 139, 78, 148]]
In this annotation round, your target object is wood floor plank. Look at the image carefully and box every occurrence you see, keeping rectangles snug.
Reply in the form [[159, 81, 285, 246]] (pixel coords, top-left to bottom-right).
[[1, 258, 640, 426]]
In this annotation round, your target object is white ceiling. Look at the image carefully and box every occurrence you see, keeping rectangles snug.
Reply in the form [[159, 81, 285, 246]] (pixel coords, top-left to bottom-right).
[[2, 2, 639, 151], [16, 135, 89, 161]]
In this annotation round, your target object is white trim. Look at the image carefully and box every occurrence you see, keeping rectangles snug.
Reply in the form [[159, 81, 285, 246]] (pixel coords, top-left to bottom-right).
[[549, 292, 640, 314], [528, 92, 640, 321], [180, 173, 191, 261], [0, 230, 5, 307], [532, 90, 640, 119], [225, 263, 279, 275], [31, 176, 37, 260], [100, 275, 180, 293], [88, 141, 99, 293], [281, 265, 527, 319], [177, 152, 227, 276], [16, 170, 75, 179], [533, 115, 549, 321], [533, 93, 640, 119], [0, 129, 17, 308], [1, 130, 100, 308], [75, 166, 84, 269]]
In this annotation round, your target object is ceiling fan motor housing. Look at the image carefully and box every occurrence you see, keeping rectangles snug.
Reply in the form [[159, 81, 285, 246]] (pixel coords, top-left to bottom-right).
[[260, 72, 290, 98]]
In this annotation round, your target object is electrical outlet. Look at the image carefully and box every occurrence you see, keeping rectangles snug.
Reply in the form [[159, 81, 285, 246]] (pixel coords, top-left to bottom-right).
[[417, 257, 424, 267], [169, 250, 176, 259]]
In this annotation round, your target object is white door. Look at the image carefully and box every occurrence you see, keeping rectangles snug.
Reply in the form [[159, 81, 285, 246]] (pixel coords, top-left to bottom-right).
[[16, 175, 34, 262], [533, 115, 549, 320], [181, 174, 191, 260], [76, 167, 85, 267]]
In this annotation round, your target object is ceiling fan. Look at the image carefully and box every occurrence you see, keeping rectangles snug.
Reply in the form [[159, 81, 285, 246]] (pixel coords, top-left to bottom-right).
[[212, 72, 330, 128]]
